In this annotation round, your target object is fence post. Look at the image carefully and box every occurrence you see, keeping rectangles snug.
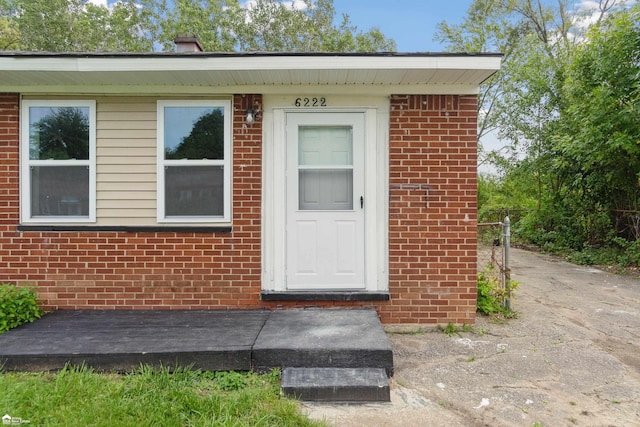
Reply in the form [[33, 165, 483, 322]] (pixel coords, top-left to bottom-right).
[[503, 216, 511, 310]]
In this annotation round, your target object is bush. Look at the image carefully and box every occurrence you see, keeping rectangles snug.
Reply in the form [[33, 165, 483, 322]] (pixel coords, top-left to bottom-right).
[[477, 263, 518, 317], [0, 284, 44, 333], [610, 237, 640, 267], [477, 263, 503, 315]]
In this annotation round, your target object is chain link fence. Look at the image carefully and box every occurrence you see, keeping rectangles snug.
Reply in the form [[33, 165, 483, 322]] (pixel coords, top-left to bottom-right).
[[478, 217, 512, 310]]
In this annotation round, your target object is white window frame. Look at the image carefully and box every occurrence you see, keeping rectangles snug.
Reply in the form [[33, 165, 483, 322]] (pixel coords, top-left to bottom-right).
[[156, 100, 232, 223], [20, 100, 97, 223]]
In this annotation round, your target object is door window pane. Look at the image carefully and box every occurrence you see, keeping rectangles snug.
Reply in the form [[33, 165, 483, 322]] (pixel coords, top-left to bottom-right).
[[299, 169, 353, 210], [298, 126, 354, 211], [30, 166, 89, 216], [165, 166, 224, 216], [299, 126, 352, 166]]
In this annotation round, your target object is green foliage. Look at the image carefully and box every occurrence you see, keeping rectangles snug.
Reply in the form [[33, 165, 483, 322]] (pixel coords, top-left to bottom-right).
[[554, 4, 640, 242], [30, 107, 90, 160], [222, 0, 396, 52], [213, 370, 248, 391], [439, 322, 459, 336], [468, 2, 640, 266], [437, 323, 473, 336], [0, 365, 321, 426], [477, 263, 504, 315], [0, 284, 44, 333], [2, 0, 155, 51], [1, 0, 395, 53], [477, 263, 518, 317], [612, 238, 640, 267], [478, 172, 536, 224], [0, 16, 19, 49], [568, 238, 640, 268], [166, 109, 225, 160]]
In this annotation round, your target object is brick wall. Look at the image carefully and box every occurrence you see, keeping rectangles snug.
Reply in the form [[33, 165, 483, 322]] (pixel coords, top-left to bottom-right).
[[0, 94, 19, 228], [0, 93, 478, 324], [0, 94, 264, 310], [385, 94, 478, 324]]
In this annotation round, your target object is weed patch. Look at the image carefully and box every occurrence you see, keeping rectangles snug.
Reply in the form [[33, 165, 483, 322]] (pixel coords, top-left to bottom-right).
[[477, 263, 518, 318]]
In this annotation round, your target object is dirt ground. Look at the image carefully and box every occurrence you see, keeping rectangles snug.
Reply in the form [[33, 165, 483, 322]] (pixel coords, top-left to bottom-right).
[[302, 248, 640, 426]]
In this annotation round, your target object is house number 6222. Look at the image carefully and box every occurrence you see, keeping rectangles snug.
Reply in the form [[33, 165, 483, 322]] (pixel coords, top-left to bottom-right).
[[295, 97, 326, 107]]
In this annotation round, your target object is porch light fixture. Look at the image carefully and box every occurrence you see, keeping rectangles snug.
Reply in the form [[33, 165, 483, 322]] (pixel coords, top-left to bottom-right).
[[246, 108, 257, 124]]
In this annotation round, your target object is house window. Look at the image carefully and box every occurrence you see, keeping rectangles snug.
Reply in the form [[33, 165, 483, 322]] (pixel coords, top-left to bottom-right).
[[157, 100, 232, 222], [20, 100, 96, 223]]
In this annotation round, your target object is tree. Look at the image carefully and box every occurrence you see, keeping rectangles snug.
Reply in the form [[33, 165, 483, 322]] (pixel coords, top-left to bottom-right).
[[151, 0, 396, 52], [166, 109, 225, 160], [31, 107, 89, 160], [0, 17, 19, 49], [1, 0, 155, 51], [436, 0, 627, 171], [0, 0, 395, 53], [438, 0, 637, 250], [141, 0, 236, 52], [556, 4, 640, 240]]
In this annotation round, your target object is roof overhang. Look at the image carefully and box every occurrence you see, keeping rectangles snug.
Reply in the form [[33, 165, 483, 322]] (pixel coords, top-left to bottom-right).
[[0, 51, 502, 95]]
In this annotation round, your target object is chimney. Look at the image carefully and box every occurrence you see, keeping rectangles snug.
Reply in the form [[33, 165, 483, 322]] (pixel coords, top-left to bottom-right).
[[174, 34, 204, 52]]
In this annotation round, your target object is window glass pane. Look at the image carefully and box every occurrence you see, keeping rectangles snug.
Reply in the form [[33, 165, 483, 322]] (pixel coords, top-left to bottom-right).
[[30, 166, 89, 216], [165, 166, 224, 216], [29, 107, 90, 160], [164, 107, 225, 160], [299, 169, 353, 210], [298, 126, 352, 166]]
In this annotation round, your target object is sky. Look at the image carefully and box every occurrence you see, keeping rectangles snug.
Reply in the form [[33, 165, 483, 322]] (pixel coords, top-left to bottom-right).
[[331, 0, 475, 52]]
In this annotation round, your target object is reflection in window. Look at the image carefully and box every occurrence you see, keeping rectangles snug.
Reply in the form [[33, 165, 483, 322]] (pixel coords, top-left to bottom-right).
[[157, 101, 231, 222], [30, 166, 89, 216], [165, 166, 224, 216], [29, 107, 90, 160], [22, 101, 95, 222], [163, 107, 225, 160]]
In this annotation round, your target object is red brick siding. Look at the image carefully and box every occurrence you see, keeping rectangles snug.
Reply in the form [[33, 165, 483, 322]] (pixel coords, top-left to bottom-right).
[[0, 93, 478, 324], [0, 94, 19, 227], [385, 95, 478, 324]]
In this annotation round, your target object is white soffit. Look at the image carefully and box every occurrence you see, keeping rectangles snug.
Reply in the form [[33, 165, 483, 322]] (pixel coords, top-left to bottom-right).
[[0, 52, 502, 94]]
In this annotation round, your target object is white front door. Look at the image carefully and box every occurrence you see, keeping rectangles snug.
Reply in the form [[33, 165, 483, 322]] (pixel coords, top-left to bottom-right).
[[285, 112, 365, 289]]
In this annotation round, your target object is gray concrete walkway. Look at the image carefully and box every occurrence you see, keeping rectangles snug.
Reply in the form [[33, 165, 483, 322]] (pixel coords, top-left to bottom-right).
[[0, 308, 393, 374]]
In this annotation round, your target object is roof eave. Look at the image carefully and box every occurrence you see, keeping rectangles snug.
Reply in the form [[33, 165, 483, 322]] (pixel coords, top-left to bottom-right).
[[0, 52, 502, 92]]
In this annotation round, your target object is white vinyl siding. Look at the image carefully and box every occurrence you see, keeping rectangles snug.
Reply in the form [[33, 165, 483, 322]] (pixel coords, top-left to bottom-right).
[[96, 99, 157, 225]]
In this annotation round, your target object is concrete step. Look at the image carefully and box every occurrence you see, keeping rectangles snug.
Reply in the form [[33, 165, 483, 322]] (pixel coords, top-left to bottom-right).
[[252, 309, 394, 375], [281, 367, 390, 402]]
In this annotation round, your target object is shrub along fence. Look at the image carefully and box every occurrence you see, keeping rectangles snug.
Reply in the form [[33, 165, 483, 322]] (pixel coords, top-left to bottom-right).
[[478, 217, 512, 311]]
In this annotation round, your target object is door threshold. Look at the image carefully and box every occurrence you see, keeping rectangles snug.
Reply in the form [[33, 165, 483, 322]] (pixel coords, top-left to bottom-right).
[[260, 291, 390, 302]]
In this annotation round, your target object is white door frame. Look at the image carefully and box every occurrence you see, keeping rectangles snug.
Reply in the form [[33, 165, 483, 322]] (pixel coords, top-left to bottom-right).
[[262, 104, 388, 293]]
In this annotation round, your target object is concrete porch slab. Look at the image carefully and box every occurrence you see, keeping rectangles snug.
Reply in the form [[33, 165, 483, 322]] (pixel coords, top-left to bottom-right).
[[0, 308, 393, 379], [0, 310, 269, 372]]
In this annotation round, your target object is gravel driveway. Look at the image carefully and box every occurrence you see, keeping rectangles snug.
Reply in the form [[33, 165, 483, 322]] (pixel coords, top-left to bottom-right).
[[303, 248, 640, 426]]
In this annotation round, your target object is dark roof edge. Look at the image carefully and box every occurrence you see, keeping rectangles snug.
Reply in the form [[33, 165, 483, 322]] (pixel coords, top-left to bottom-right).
[[0, 50, 504, 59]]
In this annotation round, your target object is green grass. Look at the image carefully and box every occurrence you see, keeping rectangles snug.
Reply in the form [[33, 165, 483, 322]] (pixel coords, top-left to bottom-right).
[[0, 365, 324, 427]]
